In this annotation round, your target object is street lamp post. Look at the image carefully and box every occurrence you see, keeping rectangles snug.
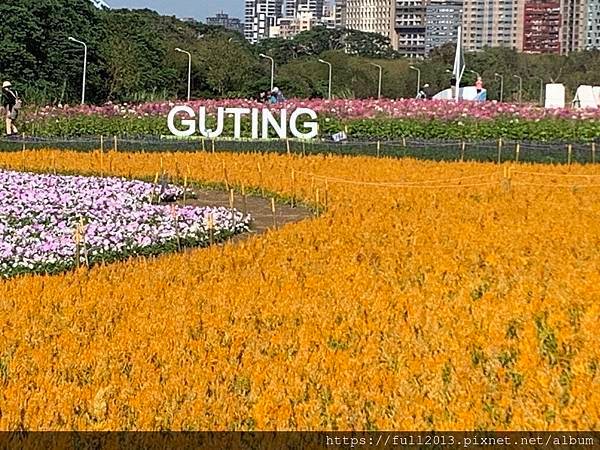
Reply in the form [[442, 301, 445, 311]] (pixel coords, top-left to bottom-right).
[[370, 63, 383, 99], [513, 74, 523, 104], [259, 53, 275, 92], [318, 59, 333, 100], [175, 48, 192, 101], [494, 73, 504, 103], [409, 66, 421, 98], [68, 37, 87, 105]]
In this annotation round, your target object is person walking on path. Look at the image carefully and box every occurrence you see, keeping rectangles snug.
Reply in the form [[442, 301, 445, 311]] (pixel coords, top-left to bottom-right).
[[2, 81, 20, 136]]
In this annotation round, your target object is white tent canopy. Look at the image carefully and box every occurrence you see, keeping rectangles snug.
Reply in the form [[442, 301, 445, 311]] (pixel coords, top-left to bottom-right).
[[572, 85, 599, 109]]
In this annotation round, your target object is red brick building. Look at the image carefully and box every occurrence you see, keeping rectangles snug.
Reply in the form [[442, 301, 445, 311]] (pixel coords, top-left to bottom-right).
[[522, 1, 561, 53]]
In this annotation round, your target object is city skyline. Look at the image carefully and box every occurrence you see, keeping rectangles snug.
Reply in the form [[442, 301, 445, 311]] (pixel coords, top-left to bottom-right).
[[107, 0, 245, 21]]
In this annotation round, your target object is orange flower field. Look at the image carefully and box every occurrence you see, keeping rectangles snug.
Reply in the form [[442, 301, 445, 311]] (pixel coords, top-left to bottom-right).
[[0, 149, 599, 431]]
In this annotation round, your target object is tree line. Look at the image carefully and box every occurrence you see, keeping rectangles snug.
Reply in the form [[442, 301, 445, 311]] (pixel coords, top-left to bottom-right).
[[1, 0, 600, 105]]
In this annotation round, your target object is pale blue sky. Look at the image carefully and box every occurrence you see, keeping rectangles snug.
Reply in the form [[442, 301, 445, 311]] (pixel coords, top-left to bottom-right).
[[106, 0, 244, 21]]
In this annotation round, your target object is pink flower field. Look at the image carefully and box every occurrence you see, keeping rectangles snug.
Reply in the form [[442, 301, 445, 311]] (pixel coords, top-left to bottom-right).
[[30, 99, 600, 122]]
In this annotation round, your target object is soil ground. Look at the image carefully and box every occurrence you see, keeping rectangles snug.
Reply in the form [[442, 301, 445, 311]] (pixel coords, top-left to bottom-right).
[[177, 188, 313, 243]]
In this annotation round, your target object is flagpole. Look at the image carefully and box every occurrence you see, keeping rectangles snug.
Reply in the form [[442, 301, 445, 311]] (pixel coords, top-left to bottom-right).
[[454, 26, 462, 102]]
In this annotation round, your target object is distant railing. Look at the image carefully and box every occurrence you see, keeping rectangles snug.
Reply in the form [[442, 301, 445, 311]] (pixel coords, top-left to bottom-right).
[[0, 135, 597, 165]]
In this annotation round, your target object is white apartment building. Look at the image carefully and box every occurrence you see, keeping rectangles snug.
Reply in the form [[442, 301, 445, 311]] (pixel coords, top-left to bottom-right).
[[245, 0, 284, 43], [345, 0, 398, 48], [585, 0, 600, 49], [461, 0, 523, 51]]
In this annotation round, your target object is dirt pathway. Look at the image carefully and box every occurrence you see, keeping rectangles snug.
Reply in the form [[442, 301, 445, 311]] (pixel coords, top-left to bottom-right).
[[179, 189, 313, 242]]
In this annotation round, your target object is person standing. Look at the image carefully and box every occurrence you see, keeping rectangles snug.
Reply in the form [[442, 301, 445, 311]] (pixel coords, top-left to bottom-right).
[[476, 76, 483, 94], [2, 81, 20, 136]]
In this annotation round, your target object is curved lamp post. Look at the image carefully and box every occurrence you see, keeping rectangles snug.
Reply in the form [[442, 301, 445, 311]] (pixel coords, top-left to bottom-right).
[[259, 54, 275, 92], [370, 63, 383, 99], [318, 59, 333, 100], [513, 74, 523, 104], [494, 73, 504, 102], [175, 48, 192, 101], [409, 65, 421, 98], [68, 37, 87, 105]]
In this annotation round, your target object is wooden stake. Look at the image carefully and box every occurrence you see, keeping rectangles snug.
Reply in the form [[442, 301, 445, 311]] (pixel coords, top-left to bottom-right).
[[592, 142, 596, 164], [302, 140, 306, 157], [100, 149, 104, 177], [113, 136, 118, 152], [74, 225, 81, 269], [286, 138, 291, 155], [183, 174, 188, 205], [201, 138, 206, 152], [208, 213, 215, 245], [242, 184, 248, 216], [460, 141, 466, 162], [170, 205, 181, 251], [291, 168, 296, 208], [257, 162, 264, 196], [223, 161, 229, 191], [515, 143, 520, 163], [376, 141, 381, 157], [271, 198, 277, 229], [211, 139, 215, 153], [20, 133, 27, 171], [567, 144, 573, 165], [402, 137, 406, 147], [100, 135, 104, 153], [153, 172, 159, 203], [229, 189, 236, 230], [80, 217, 89, 267], [497, 138, 503, 164]]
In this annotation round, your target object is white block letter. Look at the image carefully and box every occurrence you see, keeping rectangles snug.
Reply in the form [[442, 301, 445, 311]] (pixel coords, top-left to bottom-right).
[[290, 108, 318, 140], [167, 106, 196, 137], [262, 109, 287, 139], [199, 107, 225, 138], [225, 108, 251, 139]]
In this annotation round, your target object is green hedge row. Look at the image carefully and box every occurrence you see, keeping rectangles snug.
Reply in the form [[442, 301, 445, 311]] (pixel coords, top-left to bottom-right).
[[22, 115, 600, 143]]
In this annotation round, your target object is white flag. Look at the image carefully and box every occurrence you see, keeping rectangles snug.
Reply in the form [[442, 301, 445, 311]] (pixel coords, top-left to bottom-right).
[[452, 26, 465, 101]]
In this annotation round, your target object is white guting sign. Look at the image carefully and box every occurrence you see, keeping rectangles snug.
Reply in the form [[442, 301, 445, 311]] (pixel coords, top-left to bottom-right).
[[167, 106, 319, 140]]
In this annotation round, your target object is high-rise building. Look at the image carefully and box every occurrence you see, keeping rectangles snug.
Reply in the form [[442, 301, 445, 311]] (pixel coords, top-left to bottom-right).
[[283, 0, 325, 18], [585, 0, 600, 49], [270, 10, 319, 37], [321, 1, 339, 28], [395, 0, 428, 57], [245, 0, 284, 43], [335, 0, 348, 27], [461, 0, 524, 51], [345, 0, 398, 48], [522, 0, 561, 53], [560, 0, 587, 53], [206, 12, 245, 34], [424, 0, 463, 53]]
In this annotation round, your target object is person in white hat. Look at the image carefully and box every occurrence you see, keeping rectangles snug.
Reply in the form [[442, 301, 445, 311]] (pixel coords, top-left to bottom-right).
[[2, 81, 20, 136]]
